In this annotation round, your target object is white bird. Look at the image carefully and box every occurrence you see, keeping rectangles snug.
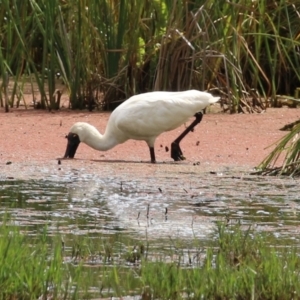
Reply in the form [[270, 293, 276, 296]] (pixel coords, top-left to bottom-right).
[[63, 90, 219, 163]]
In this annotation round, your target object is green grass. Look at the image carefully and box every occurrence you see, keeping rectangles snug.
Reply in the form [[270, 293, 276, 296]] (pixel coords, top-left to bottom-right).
[[1, 219, 300, 299], [0, 225, 64, 299]]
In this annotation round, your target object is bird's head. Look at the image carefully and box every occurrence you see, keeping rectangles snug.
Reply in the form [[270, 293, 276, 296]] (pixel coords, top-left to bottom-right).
[[63, 122, 97, 158]]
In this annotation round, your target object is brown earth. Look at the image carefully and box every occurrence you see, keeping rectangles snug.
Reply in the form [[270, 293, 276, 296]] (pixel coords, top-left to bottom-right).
[[0, 103, 300, 179]]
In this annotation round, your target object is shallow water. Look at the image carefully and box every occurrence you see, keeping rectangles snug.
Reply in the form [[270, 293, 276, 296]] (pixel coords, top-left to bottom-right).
[[1, 169, 300, 246]]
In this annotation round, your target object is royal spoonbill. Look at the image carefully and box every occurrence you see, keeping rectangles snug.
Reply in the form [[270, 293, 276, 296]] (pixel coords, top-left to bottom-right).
[[63, 90, 219, 163]]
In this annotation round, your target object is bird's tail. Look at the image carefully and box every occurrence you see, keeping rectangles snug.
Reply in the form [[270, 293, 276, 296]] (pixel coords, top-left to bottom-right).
[[209, 96, 220, 104]]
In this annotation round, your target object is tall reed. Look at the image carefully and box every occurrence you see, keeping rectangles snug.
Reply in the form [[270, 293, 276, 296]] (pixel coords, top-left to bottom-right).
[[0, 0, 299, 111]]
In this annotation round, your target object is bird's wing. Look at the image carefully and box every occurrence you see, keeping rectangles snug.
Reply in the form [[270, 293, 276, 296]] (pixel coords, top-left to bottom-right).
[[113, 91, 208, 138]]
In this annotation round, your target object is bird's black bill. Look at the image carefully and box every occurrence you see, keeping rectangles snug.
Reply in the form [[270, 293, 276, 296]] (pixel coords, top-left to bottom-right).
[[64, 133, 80, 158]]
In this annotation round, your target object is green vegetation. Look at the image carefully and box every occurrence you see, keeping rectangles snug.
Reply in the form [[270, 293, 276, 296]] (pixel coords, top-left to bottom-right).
[[0, 1, 299, 111], [1, 219, 300, 299], [0, 224, 65, 299], [256, 121, 300, 176]]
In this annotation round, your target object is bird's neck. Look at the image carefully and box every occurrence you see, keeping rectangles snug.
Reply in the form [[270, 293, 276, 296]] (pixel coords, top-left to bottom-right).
[[84, 131, 119, 151]]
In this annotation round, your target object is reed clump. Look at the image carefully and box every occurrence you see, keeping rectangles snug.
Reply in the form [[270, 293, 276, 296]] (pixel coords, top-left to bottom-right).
[[256, 110, 300, 176], [0, 1, 299, 112]]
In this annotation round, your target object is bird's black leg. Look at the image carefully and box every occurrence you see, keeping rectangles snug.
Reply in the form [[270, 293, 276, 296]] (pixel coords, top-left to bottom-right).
[[149, 147, 156, 163], [171, 112, 203, 161]]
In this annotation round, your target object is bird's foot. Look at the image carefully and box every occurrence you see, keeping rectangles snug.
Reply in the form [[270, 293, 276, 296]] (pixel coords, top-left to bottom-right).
[[171, 142, 186, 161]]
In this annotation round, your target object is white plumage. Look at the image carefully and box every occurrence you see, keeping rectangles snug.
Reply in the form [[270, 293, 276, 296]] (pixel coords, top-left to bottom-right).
[[63, 90, 219, 163]]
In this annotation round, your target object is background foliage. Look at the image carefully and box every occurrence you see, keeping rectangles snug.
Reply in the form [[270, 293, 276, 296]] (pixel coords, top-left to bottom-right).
[[0, 0, 300, 112]]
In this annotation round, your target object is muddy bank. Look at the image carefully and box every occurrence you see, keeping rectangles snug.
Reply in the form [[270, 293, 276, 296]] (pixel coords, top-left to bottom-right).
[[1, 106, 299, 176]]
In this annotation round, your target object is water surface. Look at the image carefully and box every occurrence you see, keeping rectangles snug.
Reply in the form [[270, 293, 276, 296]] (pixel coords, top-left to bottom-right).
[[1, 170, 299, 246]]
